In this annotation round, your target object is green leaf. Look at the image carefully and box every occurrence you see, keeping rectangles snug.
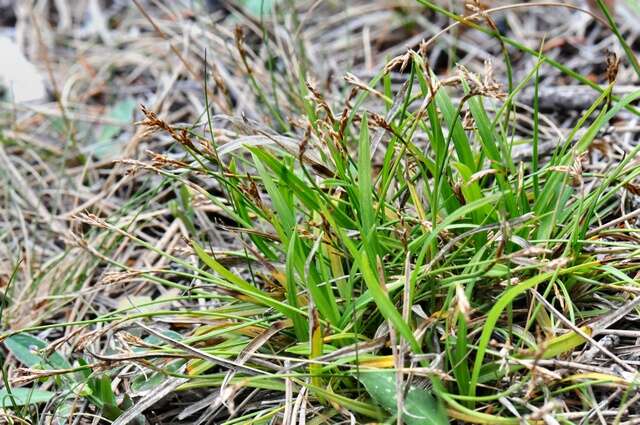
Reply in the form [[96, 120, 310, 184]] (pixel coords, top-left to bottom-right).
[[96, 375, 117, 408], [93, 98, 136, 159], [131, 359, 186, 393], [248, 147, 356, 229], [468, 272, 552, 397], [247, 147, 320, 211], [435, 86, 475, 171], [240, 0, 278, 18], [468, 263, 595, 398], [0, 388, 54, 407], [54, 400, 74, 425], [192, 240, 304, 320], [358, 250, 420, 353], [453, 162, 495, 222], [5, 333, 71, 370], [358, 371, 447, 425], [285, 234, 309, 340], [133, 329, 184, 352], [358, 114, 374, 234], [252, 152, 295, 239], [285, 342, 338, 356]]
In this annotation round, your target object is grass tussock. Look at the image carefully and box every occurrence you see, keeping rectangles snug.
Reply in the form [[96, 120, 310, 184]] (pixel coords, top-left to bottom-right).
[[2, 1, 640, 424]]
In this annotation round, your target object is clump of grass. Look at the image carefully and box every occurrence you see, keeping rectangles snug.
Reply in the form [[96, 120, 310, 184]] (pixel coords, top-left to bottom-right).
[[3, 2, 640, 424]]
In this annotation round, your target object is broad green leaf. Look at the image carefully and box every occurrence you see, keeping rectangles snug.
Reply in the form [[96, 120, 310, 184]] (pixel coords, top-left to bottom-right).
[[54, 400, 74, 425], [241, 0, 278, 18], [5, 333, 71, 370], [96, 375, 119, 419], [138, 330, 183, 350], [131, 359, 186, 393], [358, 371, 447, 425], [93, 98, 136, 159], [0, 388, 54, 407]]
